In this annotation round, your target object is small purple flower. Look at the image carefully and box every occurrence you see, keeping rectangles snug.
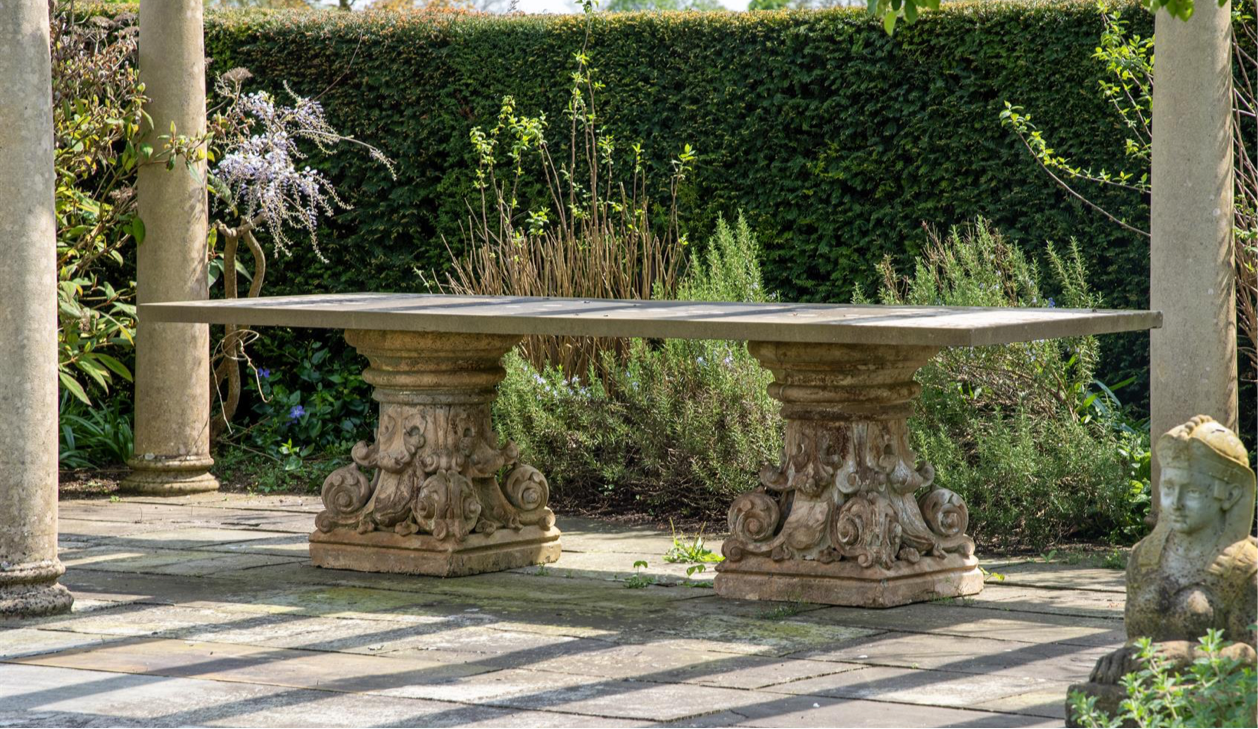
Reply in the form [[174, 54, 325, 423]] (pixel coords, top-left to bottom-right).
[[1047, 297, 1056, 308], [288, 405, 306, 421], [259, 368, 271, 379]]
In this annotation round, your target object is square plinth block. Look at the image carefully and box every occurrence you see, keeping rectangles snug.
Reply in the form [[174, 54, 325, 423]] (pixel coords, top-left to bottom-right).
[[715, 553, 984, 608], [310, 525, 561, 578]]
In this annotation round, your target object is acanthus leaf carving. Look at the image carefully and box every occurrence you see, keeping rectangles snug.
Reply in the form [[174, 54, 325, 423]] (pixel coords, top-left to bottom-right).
[[314, 397, 554, 543], [723, 346, 976, 574]]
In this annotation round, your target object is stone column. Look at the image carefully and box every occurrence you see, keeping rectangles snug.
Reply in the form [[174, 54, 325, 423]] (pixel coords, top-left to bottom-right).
[[0, 0, 74, 617], [1149, 1, 1236, 519], [122, 0, 219, 495]]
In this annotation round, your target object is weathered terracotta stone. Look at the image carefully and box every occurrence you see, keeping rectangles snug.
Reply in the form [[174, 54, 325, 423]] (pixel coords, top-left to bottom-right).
[[309, 330, 561, 577], [1068, 416, 1257, 723], [716, 342, 983, 608]]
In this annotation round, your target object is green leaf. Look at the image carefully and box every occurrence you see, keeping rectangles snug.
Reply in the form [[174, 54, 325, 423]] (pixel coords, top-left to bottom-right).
[[59, 372, 91, 406], [131, 216, 146, 246], [883, 10, 897, 34], [92, 353, 133, 382]]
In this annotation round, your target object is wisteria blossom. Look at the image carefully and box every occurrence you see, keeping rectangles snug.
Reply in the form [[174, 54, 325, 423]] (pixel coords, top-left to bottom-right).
[[209, 73, 394, 260]]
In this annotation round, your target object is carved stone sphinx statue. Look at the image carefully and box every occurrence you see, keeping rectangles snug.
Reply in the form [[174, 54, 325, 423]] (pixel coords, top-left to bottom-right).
[[1068, 415, 1257, 720]]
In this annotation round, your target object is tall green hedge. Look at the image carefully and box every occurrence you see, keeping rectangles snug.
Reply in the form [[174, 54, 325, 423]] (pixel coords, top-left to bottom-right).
[[199, 1, 1159, 401]]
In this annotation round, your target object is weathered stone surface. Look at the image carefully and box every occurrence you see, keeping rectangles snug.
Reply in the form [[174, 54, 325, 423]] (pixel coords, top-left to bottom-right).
[[807, 603, 1124, 648], [760, 664, 1057, 708], [123, 0, 218, 497], [0, 629, 117, 660], [793, 631, 1112, 683], [311, 330, 561, 578], [717, 342, 983, 608], [662, 694, 1058, 728], [1071, 416, 1257, 721], [140, 293, 1160, 348], [311, 525, 562, 578], [5, 495, 1132, 727], [1149, 0, 1238, 518], [0, 0, 72, 620], [994, 564, 1126, 593], [0, 663, 645, 728]]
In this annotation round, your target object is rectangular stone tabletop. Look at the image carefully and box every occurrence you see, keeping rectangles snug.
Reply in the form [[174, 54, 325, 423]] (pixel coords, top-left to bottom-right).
[[141, 293, 1161, 347]]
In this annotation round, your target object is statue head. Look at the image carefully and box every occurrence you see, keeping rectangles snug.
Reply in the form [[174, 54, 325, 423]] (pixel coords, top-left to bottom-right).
[[1155, 416, 1256, 541]]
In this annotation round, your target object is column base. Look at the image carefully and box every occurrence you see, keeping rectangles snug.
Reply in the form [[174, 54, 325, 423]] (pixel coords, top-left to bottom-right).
[[310, 524, 561, 577], [121, 455, 219, 495], [0, 561, 74, 618], [715, 552, 983, 608]]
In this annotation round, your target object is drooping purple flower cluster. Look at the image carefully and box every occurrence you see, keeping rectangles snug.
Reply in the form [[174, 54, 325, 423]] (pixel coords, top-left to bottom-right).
[[210, 84, 394, 261]]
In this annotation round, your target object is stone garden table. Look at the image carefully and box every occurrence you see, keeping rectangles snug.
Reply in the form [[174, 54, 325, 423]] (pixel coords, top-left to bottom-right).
[[142, 294, 1160, 608]]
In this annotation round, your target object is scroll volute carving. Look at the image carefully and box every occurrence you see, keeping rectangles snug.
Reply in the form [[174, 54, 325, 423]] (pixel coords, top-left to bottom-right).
[[722, 342, 975, 570], [314, 331, 554, 544]]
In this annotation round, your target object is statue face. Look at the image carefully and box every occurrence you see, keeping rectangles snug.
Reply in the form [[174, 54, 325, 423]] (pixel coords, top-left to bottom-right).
[[1159, 465, 1223, 536]]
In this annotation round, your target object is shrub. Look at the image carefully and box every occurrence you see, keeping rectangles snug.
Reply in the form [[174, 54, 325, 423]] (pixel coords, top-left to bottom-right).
[[51, 6, 145, 405], [437, 25, 694, 381], [869, 219, 1149, 548], [492, 215, 781, 518], [222, 339, 374, 464], [1069, 630, 1258, 728]]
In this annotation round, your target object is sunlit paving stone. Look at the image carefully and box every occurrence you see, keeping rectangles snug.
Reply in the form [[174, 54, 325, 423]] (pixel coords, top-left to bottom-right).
[[0, 493, 1135, 727]]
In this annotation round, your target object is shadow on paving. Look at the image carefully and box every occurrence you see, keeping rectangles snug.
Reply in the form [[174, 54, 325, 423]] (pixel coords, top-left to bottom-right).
[[0, 503, 1116, 726]]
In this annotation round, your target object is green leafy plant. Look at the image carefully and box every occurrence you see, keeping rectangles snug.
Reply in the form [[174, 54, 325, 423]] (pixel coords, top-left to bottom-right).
[[1002, 0, 1256, 386], [1069, 630, 1258, 727], [663, 520, 724, 564], [50, 7, 144, 405], [624, 560, 656, 588], [492, 215, 780, 519], [58, 393, 135, 469], [437, 3, 694, 383], [221, 340, 373, 461], [869, 219, 1149, 548]]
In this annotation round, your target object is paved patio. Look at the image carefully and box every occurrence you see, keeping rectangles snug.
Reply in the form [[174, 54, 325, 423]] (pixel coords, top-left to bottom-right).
[[1, 493, 1128, 727]]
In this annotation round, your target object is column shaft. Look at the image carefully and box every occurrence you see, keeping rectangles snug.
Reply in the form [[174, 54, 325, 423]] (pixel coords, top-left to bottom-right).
[[1149, 2, 1236, 517], [0, 0, 74, 617], [124, 0, 219, 494]]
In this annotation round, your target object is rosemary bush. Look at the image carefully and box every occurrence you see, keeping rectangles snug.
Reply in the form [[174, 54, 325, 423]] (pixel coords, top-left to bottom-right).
[[492, 215, 780, 518], [868, 219, 1150, 548]]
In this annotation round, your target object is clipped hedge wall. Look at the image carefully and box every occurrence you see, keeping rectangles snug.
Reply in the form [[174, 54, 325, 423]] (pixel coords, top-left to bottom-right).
[[200, 1, 1158, 401]]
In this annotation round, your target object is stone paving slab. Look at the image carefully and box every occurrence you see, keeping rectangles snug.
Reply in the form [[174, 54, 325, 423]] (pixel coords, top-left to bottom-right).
[[0, 664, 649, 728], [0, 493, 1131, 727], [807, 602, 1124, 647], [994, 563, 1126, 593]]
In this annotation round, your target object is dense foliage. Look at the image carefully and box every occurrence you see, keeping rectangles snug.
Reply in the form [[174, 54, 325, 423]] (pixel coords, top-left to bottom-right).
[[867, 219, 1151, 547], [51, 9, 144, 407], [180, 0, 1184, 415], [492, 216, 781, 518]]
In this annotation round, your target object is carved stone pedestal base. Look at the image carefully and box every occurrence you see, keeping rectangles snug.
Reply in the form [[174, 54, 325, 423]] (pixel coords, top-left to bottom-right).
[[311, 330, 560, 577], [715, 342, 983, 609], [121, 455, 220, 495]]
